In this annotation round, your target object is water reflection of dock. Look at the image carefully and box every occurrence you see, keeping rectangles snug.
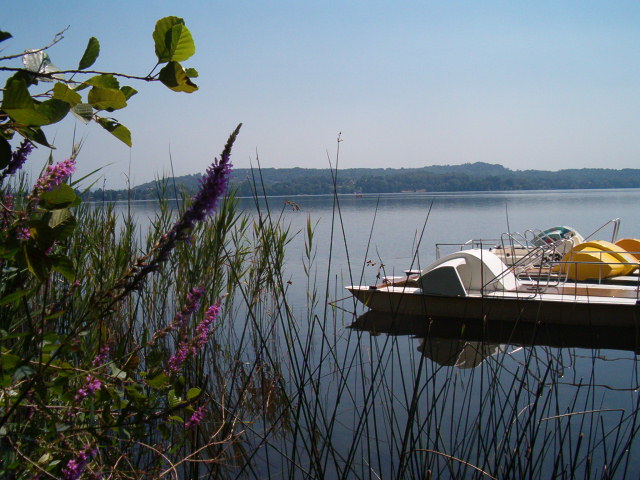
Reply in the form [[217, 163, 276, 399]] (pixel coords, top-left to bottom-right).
[[349, 311, 640, 366]]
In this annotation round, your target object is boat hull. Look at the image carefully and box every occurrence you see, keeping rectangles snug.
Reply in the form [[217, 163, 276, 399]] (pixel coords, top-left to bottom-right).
[[347, 286, 640, 327]]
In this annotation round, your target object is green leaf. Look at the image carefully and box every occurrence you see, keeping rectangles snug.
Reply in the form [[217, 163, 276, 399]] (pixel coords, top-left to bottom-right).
[[6, 70, 38, 88], [153, 17, 195, 62], [29, 220, 55, 250], [39, 184, 78, 209], [184, 68, 199, 78], [159, 61, 198, 93], [2, 78, 33, 109], [24, 245, 51, 282], [125, 385, 147, 403], [2, 80, 69, 126], [43, 310, 66, 321], [13, 365, 35, 381], [53, 82, 82, 106], [166, 24, 195, 62], [169, 415, 184, 423], [88, 87, 127, 110], [0, 138, 11, 170], [83, 74, 120, 89], [2, 79, 50, 125], [147, 372, 169, 389], [50, 255, 75, 282], [46, 208, 71, 228], [48, 209, 77, 240], [120, 86, 138, 101], [186, 387, 201, 400], [78, 37, 100, 70], [96, 117, 132, 147], [145, 349, 165, 368], [35, 99, 70, 124], [167, 389, 181, 408], [1, 352, 21, 369], [0, 31, 11, 43], [0, 289, 30, 306], [20, 127, 52, 147]]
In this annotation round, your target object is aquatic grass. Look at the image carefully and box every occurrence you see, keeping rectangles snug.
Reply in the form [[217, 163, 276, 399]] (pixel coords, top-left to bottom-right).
[[3, 136, 640, 478]]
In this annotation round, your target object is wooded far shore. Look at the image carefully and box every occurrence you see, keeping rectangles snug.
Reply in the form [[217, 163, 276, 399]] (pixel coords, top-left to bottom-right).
[[84, 162, 640, 200]]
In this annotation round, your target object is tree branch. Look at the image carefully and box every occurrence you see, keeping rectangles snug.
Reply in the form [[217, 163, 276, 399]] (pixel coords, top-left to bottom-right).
[[0, 66, 156, 83], [0, 27, 69, 62]]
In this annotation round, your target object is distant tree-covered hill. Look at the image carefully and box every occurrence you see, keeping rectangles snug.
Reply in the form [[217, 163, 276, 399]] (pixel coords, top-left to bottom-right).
[[84, 162, 640, 201]]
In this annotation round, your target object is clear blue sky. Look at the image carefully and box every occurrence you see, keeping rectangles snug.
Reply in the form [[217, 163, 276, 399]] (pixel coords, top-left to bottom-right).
[[3, 1, 640, 188]]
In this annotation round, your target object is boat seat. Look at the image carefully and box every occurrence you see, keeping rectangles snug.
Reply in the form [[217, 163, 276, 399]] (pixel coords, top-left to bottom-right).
[[417, 249, 519, 295], [418, 258, 467, 296]]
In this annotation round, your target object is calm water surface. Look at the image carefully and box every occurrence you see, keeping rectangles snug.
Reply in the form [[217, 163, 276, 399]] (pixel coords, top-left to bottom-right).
[[121, 189, 640, 478]]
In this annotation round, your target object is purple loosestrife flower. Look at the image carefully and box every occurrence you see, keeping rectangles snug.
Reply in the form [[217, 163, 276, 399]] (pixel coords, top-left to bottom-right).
[[62, 445, 97, 480], [174, 155, 233, 235], [33, 157, 76, 196], [149, 287, 206, 347], [175, 286, 205, 331], [74, 375, 102, 401], [92, 345, 110, 367], [166, 300, 222, 374], [170, 125, 239, 242], [15, 226, 30, 240], [185, 404, 208, 429], [109, 125, 241, 300], [0, 140, 33, 183], [166, 342, 191, 373], [195, 302, 221, 350]]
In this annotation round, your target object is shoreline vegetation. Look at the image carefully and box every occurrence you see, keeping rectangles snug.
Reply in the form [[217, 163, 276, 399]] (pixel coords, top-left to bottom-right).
[[3, 16, 640, 479], [85, 162, 640, 200]]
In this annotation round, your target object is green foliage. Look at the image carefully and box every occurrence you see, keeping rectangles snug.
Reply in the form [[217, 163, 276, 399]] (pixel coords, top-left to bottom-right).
[[153, 16, 198, 92], [78, 36, 100, 70], [159, 61, 198, 93], [2, 79, 69, 126], [153, 16, 196, 62], [0, 16, 198, 149], [0, 18, 260, 479], [96, 117, 132, 147], [52, 82, 82, 105]]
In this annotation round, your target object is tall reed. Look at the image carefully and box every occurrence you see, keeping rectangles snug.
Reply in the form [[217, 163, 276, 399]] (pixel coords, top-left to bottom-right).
[[3, 144, 638, 478]]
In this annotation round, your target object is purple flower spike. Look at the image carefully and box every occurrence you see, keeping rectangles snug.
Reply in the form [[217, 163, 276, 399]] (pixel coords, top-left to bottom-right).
[[110, 125, 241, 300], [173, 124, 241, 238], [92, 345, 110, 367], [62, 444, 98, 480], [0, 140, 33, 183], [174, 158, 233, 237], [166, 342, 191, 373], [174, 286, 205, 330], [16, 226, 31, 240], [195, 302, 221, 350], [74, 375, 102, 401], [165, 300, 222, 375], [185, 404, 207, 429], [34, 157, 76, 196]]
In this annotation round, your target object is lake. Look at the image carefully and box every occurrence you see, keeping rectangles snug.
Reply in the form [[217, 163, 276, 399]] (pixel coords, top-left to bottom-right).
[[119, 188, 640, 478]]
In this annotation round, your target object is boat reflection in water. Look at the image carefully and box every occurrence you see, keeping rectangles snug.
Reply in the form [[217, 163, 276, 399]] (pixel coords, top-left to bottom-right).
[[417, 337, 503, 369], [349, 310, 640, 369]]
